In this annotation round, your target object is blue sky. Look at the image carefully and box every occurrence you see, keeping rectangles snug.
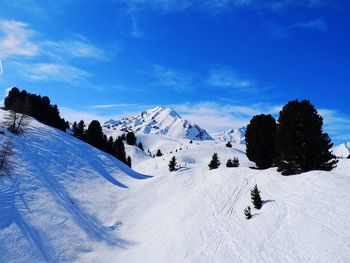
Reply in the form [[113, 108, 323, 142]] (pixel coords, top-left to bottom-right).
[[0, 0, 349, 144]]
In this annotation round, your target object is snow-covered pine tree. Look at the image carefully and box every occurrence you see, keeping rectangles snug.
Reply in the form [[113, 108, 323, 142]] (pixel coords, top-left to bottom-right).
[[244, 206, 252, 220], [168, 156, 177, 172], [251, 185, 262, 210], [208, 153, 220, 170]]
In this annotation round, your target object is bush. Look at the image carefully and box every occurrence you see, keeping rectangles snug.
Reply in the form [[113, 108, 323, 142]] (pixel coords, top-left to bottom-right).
[[246, 114, 277, 169], [226, 141, 232, 148], [244, 206, 252, 220], [226, 157, 239, 168], [156, 149, 163, 157], [275, 100, 338, 175], [208, 153, 220, 170]]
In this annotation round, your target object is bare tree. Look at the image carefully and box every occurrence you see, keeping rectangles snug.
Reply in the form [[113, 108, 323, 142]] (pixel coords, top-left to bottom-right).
[[0, 139, 14, 176], [3, 97, 31, 135]]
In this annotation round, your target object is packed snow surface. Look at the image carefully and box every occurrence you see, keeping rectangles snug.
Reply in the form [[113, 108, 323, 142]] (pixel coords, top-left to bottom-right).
[[213, 127, 246, 144], [1, 110, 350, 262], [103, 106, 212, 141]]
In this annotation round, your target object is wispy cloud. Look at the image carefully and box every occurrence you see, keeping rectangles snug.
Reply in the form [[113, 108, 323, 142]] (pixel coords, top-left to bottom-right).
[[292, 19, 328, 31], [0, 20, 39, 58], [92, 103, 140, 109], [207, 67, 256, 90], [0, 19, 106, 87], [20, 62, 90, 85], [41, 35, 106, 61], [152, 64, 195, 92]]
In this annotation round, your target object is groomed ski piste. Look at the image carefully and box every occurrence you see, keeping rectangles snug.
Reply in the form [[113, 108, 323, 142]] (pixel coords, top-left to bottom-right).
[[1, 109, 350, 262]]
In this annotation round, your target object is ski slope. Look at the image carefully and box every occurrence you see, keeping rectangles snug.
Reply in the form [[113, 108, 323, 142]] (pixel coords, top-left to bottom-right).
[[1, 110, 350, 262]]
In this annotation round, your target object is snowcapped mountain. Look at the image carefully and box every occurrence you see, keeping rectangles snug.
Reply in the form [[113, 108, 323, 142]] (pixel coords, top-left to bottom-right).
[[333, 142, 350, 158], [103, 106, 212, 141], [213, 127, 246, 144]]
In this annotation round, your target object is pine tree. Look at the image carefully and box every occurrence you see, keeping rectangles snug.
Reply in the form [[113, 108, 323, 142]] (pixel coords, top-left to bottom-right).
[[126, 132, 137, 145], [126, 156, 132, 168], [138, 142, 144, 151], [115, 137, 127, 164], [226, 159, 233, 167], [168, 156, 177, 172], [226, 141, 232, 148], [208, 153, 220, 170], [251, 185, 262, 210], [244, 206, 252, 220], [246, 114, 277, 169], [156, 149, 163, 157], [76, 120, 86, 140], [348, 154, 350, 159], [275, 100, 338, 175], [86, 120, 103, 148], [189, 140, 193, 144]]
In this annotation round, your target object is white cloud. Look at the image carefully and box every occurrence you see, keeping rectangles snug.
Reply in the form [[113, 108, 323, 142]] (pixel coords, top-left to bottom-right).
[[41, 37, 106, 60], [0, 20, 39, 59], [92, 103, 140, 109], [207, 68, 256, 90], [152, 64, 194, 92], [292, 19, 328, 32], [22, 62, 90, 85]]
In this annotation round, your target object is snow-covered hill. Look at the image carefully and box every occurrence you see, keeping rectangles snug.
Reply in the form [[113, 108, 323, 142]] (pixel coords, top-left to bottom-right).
[[333, 142, 350, 158], [1, 110, 350, 263], [213, 127, 246, 144], [103, 106, 212, 141]]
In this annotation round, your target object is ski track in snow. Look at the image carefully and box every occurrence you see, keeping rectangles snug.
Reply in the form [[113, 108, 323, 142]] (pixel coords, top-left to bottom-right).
[[1, 110, 350, 262]]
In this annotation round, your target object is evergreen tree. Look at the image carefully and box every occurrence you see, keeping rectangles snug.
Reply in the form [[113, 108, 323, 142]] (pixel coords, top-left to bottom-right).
[[76, 120, 86, 140], [168, 156, 177, 172], [208, 153, 220, 170], [86, 120, 103, 149], [72, 121, 78, 135], [251, 185, 262, 210], [275, 100, 338, 175], [226, 141, 232, 148], [348, 154, 350, 159], [126, 132, 137, 145], [226, 157, 239, 168], [126, 156, 132, 168], [189, 140, 193, 144], [244, 206, 252, 220], [115, 137, 127, 164], [106, 136, 115, 155], [246, 114, 277, 169], [138, 142, 144, 151], [156, 149, 163, 157]]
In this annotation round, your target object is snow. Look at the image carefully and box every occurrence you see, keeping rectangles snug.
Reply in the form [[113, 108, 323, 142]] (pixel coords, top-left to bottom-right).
[[1, 109, 350, 262], [213, 127, 246, 144], [102, 106, 212, 141], [333, 142, 350, 158]]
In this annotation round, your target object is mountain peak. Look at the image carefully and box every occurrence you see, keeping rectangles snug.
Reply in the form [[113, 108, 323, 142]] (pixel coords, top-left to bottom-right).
[[103, 106, 212, 140]]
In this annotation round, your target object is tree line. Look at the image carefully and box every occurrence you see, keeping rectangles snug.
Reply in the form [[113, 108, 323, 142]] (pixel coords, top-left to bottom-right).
[[5, 87, 68, 131], [3, 87, 141, 168], [245, 99, 338, 175]]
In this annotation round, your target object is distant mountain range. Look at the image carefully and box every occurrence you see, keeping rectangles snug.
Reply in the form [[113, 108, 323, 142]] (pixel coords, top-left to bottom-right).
[[103, 106, 212, 141], [212, 127, 246, 144]]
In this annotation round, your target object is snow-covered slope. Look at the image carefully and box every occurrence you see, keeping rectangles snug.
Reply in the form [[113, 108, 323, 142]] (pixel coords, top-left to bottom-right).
[[103, 106, 212, 141], [333, 142, 350, 158], [1, 110, 350, 263], [0, 110, 151, 263], [213, 127, 246, 144]]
